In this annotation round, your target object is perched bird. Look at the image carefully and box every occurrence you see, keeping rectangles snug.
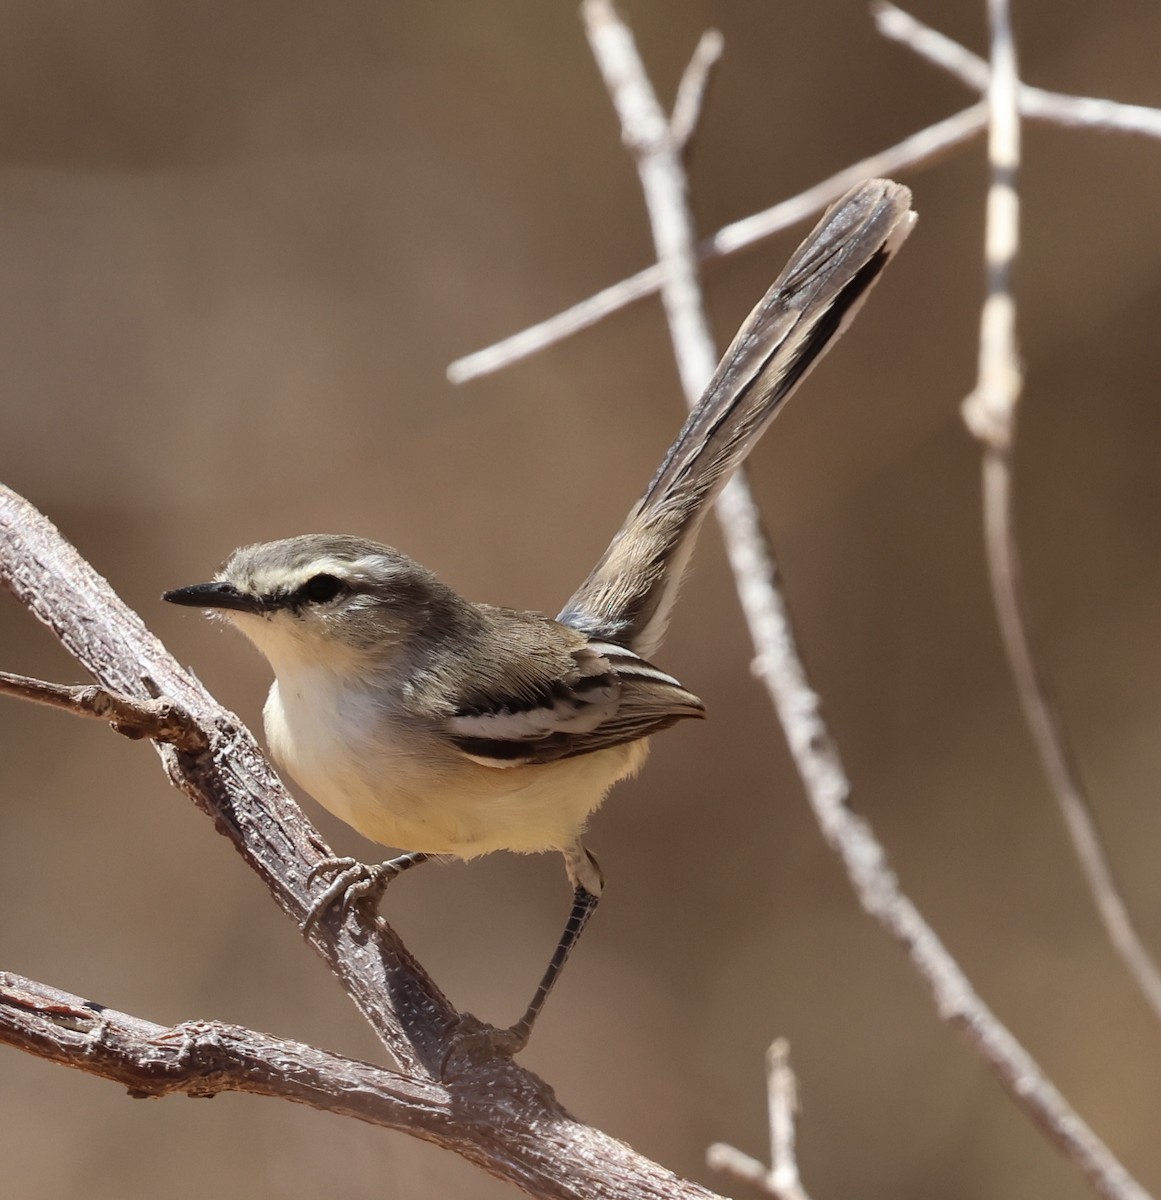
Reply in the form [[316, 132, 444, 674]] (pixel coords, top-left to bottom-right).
[[165, 179, 914, 1049]]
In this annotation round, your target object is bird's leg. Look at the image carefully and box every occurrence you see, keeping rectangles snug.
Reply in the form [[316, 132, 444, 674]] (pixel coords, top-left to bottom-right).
[[501, 844, 603, 1052], [301, 851, 431, 934]]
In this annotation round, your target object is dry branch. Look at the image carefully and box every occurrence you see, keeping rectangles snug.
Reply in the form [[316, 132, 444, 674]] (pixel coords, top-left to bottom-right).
[[946, 0, 1161, 1026], [0, 669, 208, 750], [0, 967, 719, 1198]]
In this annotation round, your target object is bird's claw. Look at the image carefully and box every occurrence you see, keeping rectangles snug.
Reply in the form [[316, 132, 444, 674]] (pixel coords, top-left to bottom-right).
[[301, 856, 396, 934]]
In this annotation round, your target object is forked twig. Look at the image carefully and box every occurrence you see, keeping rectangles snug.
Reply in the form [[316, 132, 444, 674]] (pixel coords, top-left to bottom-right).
[[875, 3, 1161, 139], [449, 5, 1161, 386], [670, 29, 725, 152], [707, 1040, 813, 1200]]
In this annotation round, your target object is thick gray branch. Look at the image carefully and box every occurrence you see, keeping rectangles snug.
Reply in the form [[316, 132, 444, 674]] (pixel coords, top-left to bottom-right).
[[0, 970, 717, 1199]]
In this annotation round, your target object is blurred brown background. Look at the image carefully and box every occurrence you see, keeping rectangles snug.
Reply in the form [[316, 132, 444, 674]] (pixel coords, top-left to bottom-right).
[[1, 1, 1160, 1197]]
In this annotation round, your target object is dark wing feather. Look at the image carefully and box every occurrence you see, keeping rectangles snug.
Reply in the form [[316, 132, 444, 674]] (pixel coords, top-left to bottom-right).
[[438, 615, 704, 767]]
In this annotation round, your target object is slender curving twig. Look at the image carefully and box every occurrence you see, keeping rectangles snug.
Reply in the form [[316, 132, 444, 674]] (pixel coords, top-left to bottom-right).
[[580, 2, 1150, 1198], [669, 29, 725, 152], [953, 0, 1161, 1026]]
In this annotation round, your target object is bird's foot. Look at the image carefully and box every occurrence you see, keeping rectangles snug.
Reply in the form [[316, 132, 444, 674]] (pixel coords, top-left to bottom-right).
[[301, 852, 428, 934], [439, 1013, 529, 1080]]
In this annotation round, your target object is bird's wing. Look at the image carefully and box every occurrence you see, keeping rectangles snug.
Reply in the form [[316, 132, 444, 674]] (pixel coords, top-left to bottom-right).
[[437, 614, 704, 768]]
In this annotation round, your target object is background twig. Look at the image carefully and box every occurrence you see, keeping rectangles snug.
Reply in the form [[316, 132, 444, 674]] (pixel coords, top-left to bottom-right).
[[874, 4, 1161, 138], [952, 0, 1161, 1026], [580, 3, 1150, 1198], [707, 1040, 813, 1200]]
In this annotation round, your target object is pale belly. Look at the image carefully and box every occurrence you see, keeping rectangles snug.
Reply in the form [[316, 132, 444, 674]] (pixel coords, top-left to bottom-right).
[[263, 679, 648, 857]]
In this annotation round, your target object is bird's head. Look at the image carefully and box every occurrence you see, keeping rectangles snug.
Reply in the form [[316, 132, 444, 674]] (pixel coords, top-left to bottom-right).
[[164, 534, 467, 675]]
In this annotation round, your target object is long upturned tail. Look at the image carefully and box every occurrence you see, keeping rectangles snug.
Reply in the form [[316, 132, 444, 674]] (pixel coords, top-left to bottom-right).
[[558, 178, 915, 658]]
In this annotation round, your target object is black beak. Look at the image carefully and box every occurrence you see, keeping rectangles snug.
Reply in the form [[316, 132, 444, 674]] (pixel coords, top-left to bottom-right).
[[162, 581, 265, 614]]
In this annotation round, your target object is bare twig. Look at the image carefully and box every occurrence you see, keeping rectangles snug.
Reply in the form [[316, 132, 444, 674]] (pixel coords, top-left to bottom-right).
[[950, 0, 1161, 1027], [707, 1041, 813, 1200], [706, 1144, 776, 1194], [874, 3, 1161, 139], [450, 4, 1161, 389], [963, 0, 1022, 449], [581, 3, 1150, 1198], [446, 103, 988, 384], [766, 1041, 808, 1200], [0, 669, 208, 751], [669, 29, 725, 151]]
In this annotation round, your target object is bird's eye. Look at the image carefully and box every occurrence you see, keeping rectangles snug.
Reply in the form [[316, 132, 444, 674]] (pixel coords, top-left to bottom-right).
[[301, 573, 345, 604]]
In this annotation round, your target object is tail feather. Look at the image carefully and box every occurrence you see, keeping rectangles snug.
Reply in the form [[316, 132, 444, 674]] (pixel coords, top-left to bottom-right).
[[559, 178, 915, 657]]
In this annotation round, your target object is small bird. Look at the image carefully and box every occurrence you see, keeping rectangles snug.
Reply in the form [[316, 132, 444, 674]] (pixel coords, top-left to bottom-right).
[[165, 179, 914, 1050]]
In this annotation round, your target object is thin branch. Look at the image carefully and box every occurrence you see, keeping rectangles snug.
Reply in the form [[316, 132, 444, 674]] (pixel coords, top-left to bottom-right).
[[874, 3, 1161, 139], [446, 103, 988, 384], [706, 1041, 812, 1200], [583, 0, 710, 399], [581, 3, 1150, 1199], [669, 29, 725, 151], [948, 0, 1161, 1026], [0, 669, 208, 751], [706, 1144, 776, 1194], [963, 0, 1022, 450], [980, 459, 1161, 1028], [766, 1041, 809, 1200]]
